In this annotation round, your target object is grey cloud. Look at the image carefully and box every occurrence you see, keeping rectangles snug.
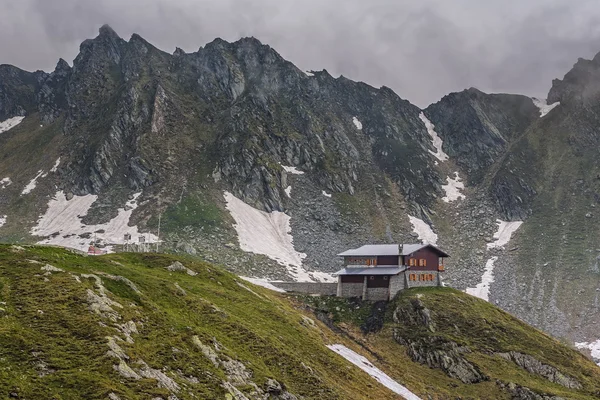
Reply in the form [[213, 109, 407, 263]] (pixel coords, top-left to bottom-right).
[[1, 0, 600, 107]]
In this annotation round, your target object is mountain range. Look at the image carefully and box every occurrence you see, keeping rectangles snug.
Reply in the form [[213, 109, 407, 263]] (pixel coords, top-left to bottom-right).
[[0, 25, 599, 360]]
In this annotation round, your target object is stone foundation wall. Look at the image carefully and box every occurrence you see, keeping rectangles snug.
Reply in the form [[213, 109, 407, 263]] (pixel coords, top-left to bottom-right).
[[339, 282, 364, 298], [365, 287, 389, 301], [270, 282, 337, 295], [389, 274, 406, 299]]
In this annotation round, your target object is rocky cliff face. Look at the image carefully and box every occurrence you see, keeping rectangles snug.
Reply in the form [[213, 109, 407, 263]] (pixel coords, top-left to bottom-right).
[[1, 25, 600, 351]]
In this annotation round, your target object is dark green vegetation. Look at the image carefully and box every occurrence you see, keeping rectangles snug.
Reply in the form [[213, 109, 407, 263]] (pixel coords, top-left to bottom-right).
[[1, 246, 598, 399]]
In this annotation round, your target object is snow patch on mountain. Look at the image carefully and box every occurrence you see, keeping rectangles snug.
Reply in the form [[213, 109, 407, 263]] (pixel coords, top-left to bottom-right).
[[224, 191, 333, 282], [532, 97, 560, 118], [281, 165, 304, 175], [322, 190, 332, 198], [327, 345, 421, 399], [0, 116, 25, 134], [0, 177, 11, 189], [31, 191, 157, 252], [21, 170, 47, 195], [284, 186, 292, 198], [442, 172, 465, 202], [50, 157, 61, 173], [0, 215, 6, 228], [304, 70, 314, 77], [419, 112, 448, 162], [575, 340, 600, 366], [466, 256, 498, 301], [352, 117, 362, 130], [408, 215, 438, 245], [240, 277, 287, 293], [487, 220, 523, 249]]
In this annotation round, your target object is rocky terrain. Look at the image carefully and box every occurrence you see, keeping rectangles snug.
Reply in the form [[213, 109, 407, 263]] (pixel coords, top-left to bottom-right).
[[1, 245, 599, 399], [0, 25, 599, 354]]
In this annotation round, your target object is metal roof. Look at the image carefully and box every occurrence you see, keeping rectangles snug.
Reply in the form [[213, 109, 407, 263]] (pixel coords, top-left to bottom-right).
[[334, 266, 405, 276], [337, 244, 399, 257], [400, 243, 450, 257]]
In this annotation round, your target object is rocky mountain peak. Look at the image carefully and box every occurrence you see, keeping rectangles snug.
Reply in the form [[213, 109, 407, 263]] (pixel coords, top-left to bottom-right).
[[98, 24, 121, 40], [548, 53, 600, 105]]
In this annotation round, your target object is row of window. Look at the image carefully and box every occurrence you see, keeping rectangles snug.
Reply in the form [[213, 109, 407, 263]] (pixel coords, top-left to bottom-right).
[[409, 273, 435, 282], [347, 257, 377, 266], [408, 258, 427, 267]]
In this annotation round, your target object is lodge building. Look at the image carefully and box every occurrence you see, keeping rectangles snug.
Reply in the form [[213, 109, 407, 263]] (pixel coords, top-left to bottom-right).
[[334, 243, 449, 301]]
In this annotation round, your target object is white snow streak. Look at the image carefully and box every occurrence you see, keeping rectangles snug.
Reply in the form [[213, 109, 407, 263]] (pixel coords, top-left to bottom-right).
[[50, 158, 61, 173], [0, 116, 25, 134], [575, 340, 600, 366], [284, 186, 292, 198], [21, 170, 47, 195], [281, 165, 305, 175], [240, 277, 287, 293], [408, 215, 438, 245], [0, 215, 6, 228], [327, 345, 421, 400], [465, 256, 498, 301], [31, 191, 157, 252], [442, 172, 466, 202], [418, 112, 449, 162], [0, 177, 11, 189], [352, 117, 363, 130], [322, 190, 332, 198], [486, 220, 523, 249], [224, 192, 334, 282], [304, 71, 314, 77], [532, 98, 560, 118]]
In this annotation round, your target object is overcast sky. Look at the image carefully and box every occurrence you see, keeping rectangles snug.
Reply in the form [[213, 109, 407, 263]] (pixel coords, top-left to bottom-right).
[[2, 0, 600, 107]]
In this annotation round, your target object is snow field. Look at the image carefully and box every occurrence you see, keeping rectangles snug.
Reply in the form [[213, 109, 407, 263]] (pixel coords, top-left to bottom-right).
[[418, 112, 448, 162], [322, 190, 332, 198], [327, 345, 421, 399], [0, 215, 6, 228], [285, 186, 292, 198], [50, 157, 61, 173], [575, 340, 600, 366], [0, 116, 25, 134], [352, 117, 363, 130], [21, 170, 47, 195], [0, 177, 11, 189], [531, 98, 560, 118], [281, 165, 305, 175], [442, 172, 466, 202], [465, 256, 498, 301], [486, 220, 523, 249], [31, 191, 157, 252], [408, 215, 438, 245], [224, 191, 334, 282], [304, 71, 314, 77]]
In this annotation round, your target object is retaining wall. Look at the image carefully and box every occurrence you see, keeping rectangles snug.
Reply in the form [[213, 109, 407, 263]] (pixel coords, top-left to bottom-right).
[[270, 282, 338, 295]]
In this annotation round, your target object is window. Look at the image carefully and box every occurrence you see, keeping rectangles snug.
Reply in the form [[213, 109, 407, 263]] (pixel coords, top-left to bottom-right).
[[419, 259, 427, 267], [429, 274, 434, 281], [409, 274, 416, 281], [409, 258, 416, 266]]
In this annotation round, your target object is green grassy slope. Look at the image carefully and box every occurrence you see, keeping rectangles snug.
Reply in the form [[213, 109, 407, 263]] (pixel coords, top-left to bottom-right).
[[1, 246, 599, 399], [0, 245, 403, 400], [305, 288, 600, 399]]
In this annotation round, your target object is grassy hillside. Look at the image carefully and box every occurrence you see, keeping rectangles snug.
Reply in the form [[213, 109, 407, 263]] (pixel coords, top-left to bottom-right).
[[0, 246, 599, 399], [304, 288, 600, 399]]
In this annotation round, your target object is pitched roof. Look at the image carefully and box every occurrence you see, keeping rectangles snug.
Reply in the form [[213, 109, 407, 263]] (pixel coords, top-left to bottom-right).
[[334, 266, 405, 276], [337, 244, 399, 257], [337, 243, 450, 257], [400, 243, 450, 257]]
